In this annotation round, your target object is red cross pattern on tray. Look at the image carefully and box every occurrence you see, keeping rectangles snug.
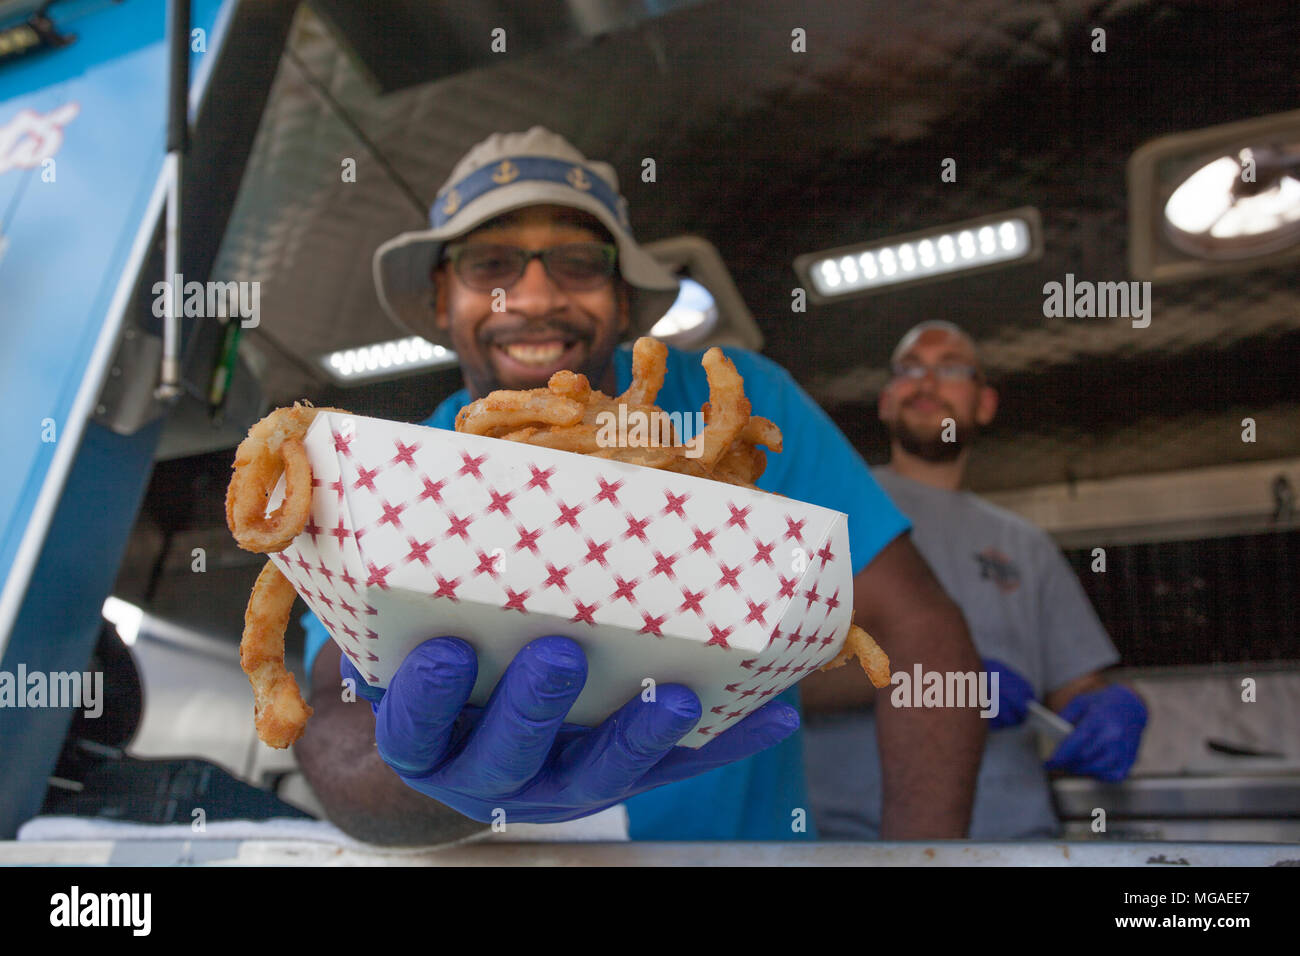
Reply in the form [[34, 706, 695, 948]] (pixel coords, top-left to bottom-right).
[[265, 424, 382, 686], [693, 560, 850, 740], [271, 413, 852, 746]]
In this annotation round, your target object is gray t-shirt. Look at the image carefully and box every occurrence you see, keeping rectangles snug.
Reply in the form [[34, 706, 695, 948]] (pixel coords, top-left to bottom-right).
[[803, 467, 1120, 840]]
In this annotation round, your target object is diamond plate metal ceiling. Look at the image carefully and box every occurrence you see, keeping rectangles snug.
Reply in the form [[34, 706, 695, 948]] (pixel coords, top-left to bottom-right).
[[208, 0, 1300, 494]]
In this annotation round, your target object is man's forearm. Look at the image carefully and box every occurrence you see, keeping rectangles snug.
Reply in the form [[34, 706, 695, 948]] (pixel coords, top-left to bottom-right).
[[799, 658, 879, 712], [873, 602, 985, 839], [294, 659, 485, 847], [824, 535, 986, 838]]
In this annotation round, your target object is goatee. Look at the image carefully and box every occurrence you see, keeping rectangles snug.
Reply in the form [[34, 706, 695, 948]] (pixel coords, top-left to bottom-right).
[[892, 420, 966, 462]]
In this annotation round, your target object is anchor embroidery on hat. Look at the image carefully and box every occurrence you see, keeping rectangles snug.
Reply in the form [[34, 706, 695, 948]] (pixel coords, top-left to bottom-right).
[[427, 157, 624, 229], [567, 166, 592, 191], [492, 160, 519, 184]]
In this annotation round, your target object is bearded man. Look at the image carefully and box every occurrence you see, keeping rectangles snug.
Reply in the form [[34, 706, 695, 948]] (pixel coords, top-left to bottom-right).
[[802, 320, 1148, 840]]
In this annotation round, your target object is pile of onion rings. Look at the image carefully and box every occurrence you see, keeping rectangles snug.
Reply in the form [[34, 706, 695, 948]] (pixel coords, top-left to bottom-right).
[[457, 337, 890, 685], [226, 401, 346, 749], [455, 337, 782, 489], [226, 347, 889, 747]]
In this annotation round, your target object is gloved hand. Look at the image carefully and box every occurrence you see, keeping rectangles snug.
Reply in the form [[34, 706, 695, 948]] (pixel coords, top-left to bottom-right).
[[982, 658, 1035, 729], [1044, 685, 1147, 782], [341, 635, 800, 824]]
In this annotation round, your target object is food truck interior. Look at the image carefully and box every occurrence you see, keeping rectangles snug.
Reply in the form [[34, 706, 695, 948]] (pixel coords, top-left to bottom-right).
[[2, 0, 1297, 862]]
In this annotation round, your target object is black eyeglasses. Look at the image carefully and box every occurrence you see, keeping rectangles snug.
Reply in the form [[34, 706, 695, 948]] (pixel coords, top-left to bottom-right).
[[442, 242, 617, 293], [890, 362, 981, 383]]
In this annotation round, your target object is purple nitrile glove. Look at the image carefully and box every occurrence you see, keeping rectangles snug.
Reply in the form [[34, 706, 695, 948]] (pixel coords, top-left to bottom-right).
[[982, 658, 1035, 729], [1044, 685, 1148, 782], [340, 635, 800, 824]]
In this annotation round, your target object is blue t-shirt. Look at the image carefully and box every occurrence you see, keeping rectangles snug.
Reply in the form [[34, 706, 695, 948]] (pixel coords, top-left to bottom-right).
[[301, 343, 909, 840]]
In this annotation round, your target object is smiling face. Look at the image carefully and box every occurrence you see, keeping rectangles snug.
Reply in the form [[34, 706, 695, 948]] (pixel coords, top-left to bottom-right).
[[432, 205, 630, 398], [878, 326, 998, 461]]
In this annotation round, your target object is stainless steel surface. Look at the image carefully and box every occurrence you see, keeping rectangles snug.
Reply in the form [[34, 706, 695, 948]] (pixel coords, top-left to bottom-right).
[[2, 839, 1298, 866], [309, 0, 711, 93], [115, 605, 317, 815], [1054, 774, 1300, 819], [92, 326, 167, 436], [984, 458, 1300, 546], [1062, 820, 1300, 844]]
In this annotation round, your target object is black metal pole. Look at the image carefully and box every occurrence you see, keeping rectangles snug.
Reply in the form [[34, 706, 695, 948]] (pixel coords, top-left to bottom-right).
[[166, 0, 190, 156]]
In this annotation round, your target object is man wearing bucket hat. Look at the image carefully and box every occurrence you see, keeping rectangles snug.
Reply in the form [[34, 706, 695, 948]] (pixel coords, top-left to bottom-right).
[[294, 127, 986, 845]]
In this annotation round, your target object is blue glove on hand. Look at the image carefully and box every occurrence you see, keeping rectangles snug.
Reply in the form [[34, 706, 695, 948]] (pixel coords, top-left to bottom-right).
[[1044, 685, 1147, 782], [340, 635, 800, 824], [982, 658, 1035, 729]]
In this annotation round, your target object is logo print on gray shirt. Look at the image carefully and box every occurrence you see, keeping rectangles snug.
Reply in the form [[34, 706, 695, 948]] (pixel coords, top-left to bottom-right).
[[974, 547, 1021, 593]]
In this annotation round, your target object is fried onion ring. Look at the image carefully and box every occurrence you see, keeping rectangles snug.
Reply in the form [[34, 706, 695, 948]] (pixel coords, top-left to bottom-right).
[[820, 624, 892, 688], [452, 339, 783, 490], [547, 369, 592, 403], [713, 440, 766, 486], [455, 389, 585, 437], [697, 348, 751, 470], [241, 560, 314, 748], [227, 402, 348, 746], [740, 416, 783, 453], [617, 336, 669, 407], [226, 402, 346, 553]]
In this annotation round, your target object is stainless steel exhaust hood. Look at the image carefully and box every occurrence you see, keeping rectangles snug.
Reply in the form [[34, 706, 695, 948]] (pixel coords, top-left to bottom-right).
[[310, 0, 712, 93]]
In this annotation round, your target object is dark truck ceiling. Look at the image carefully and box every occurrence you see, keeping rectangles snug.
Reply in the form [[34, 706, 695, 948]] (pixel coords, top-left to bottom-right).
[[208, 0, 1300, 494]]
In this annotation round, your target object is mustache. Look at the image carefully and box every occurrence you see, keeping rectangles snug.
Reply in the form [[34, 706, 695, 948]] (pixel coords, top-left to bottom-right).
[[902, 395, 955, 414], [478, 318, 593, 346]]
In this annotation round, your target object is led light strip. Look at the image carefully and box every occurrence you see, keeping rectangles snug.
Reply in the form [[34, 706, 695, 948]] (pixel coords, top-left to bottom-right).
[[795, 208, 1041, 301], [320, 336, 458, 384]]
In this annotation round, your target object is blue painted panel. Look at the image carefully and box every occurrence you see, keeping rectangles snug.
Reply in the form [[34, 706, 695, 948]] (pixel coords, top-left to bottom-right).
[[0, 0, 236, 836], [0, 419, 163, 837], [0, 0, 228, 621]]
